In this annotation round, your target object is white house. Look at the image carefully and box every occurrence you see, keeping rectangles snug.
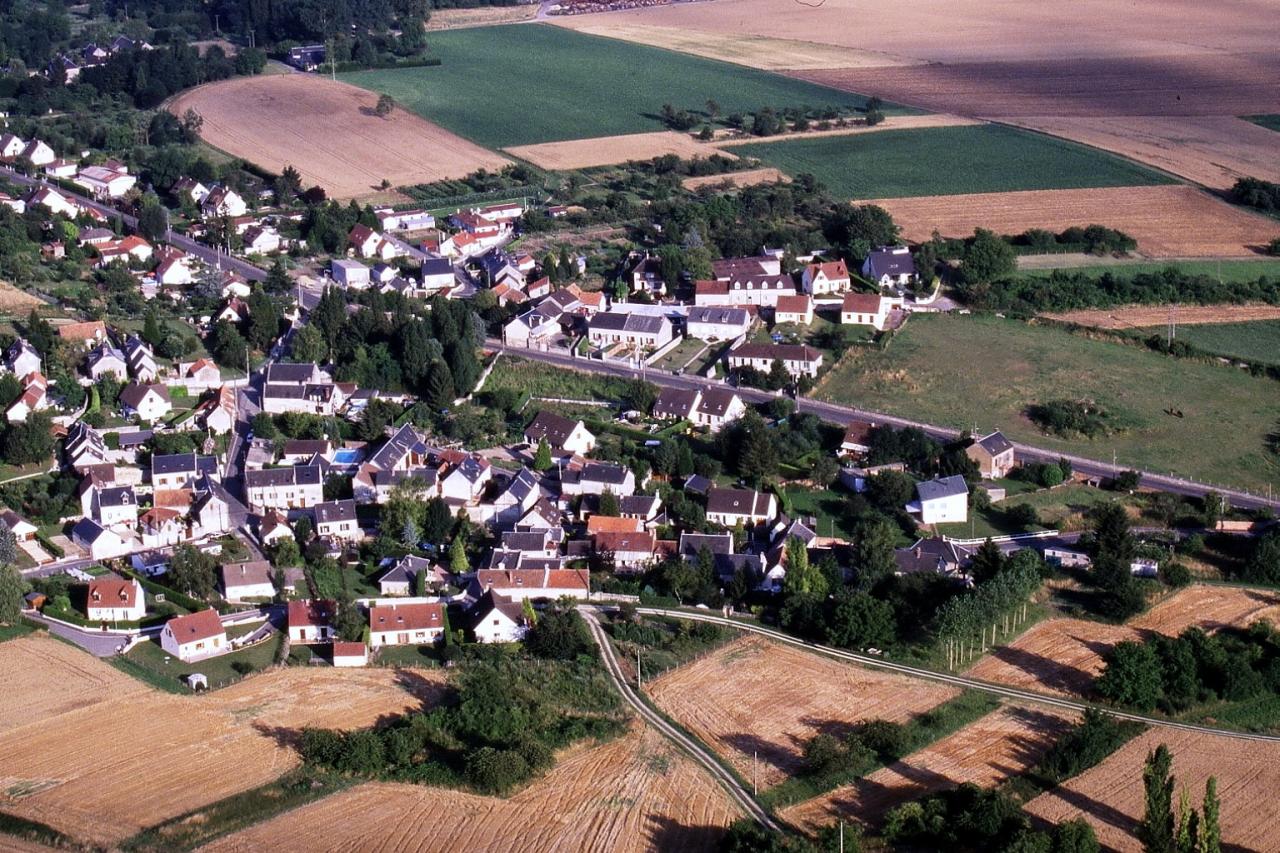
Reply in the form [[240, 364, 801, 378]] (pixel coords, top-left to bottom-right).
[[694, 274, 797, 308], [5, 339, 42, 376], [332, 259, 370, 289], [91, 485, 138, 527], [862, 246, 916, 289], [86, 343, 128, 381], [287, 599, 336, 644], [376, 208, 435, 232], [907, 475, 969, 525], [840, 292, 898, 330], [651, 387, 745, 433], [332, 641, 368, 667], [470, 590, 528, 643], [201, 185, 247, 219], [727, 343, 823, 378], [220, 560, 276, 602], [377, 554, 434, 596], [27, 187, 78, 217], [85, 576, 145, 622], [74, 165, 136, 198], [368, 602, 446, 648], [118, 382, 172, 422], [244, 465, 324, 513], [139, 507, 185, 548], [686, 306, 751, 341], [20, 139, 57, 167], [773, 294, 814, 326], [587, 312, 673, 350], [523, 411, 594, 456], [160, 609, 227, 662], [440, 456, 492, 503], [6, 373, 48, 423], [71, 518, 131, 560], [561, 461, 636, 497], [801, 260, 852, 295], [966, 431, 1016, 479], [706, 487, 777, 527], [313, 499, 360, 542], [242, 225, 282, 254]]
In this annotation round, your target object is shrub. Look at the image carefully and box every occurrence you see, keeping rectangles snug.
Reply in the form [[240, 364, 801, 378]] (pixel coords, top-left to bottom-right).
[[1028, 399, 1114, 439], [464, 747, 530, 794]]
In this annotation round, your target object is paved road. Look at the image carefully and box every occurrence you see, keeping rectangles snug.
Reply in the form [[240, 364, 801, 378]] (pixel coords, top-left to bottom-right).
[[580, 608, 780, 829], [488, 340, 1280, 513], [635, 606, 1280, 743], [24, 612, 129, 656], [1, 166, 267, 281]]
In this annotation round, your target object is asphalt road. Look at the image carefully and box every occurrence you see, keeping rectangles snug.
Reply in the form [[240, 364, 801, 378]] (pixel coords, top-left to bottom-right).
[[488, 340, 1280, 513]]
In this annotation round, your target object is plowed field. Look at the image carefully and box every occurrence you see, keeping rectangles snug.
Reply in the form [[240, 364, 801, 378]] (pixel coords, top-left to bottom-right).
[[647, 637, 959, 788], [202, 724, 741, 853], [169, 74, 509, 199], [781, 706, 1075, 832], [869, 186, 1280, 258], [1026, 728, 1280, 852], [967, 585, 1280, 698], [505, 131, 730, 170], [0, 661, 443, 847]]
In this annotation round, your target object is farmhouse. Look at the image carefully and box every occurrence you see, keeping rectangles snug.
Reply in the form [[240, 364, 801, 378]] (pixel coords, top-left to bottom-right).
[[85, 576, 145, 622], [966, 431, 1016, 479], [706, 487, 777, 527], [220, 560, 276, 602], [470, 590, 529, 644], [686, 306, 751, 341], [802, 260, 852, 295], [587, 312, 673, 350], [288, 599, 336, 644], [773, 294, 814, 326], [861, 246, 916, 289], [727, 342, 823, 378], [524, 411, 595, 456], [160, 608, 227, 662], [368, 602, 446, 648], [907, 475, 969, 525]]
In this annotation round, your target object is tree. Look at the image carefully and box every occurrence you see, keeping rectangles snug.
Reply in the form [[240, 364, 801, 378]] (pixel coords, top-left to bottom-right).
[[598, 490, 620, 517], [783, 536, 827, 597], [423, 361, 456, 410], [1140, 744, 1176, 853], [822, 204, 898, 260], [168, 544, 218, 599], [449, 534, 469, 575], [533, 438, 553, 471], [524, 602, 593, 660], [335, 599, 364, 642], [1096, 640, 1163, 711], [969, 539, 1005, 583], [1200, 490, 1223, 530], [245, 289, 281, 352], [374, 93, 395, 118], [422, 497, 453, 545], [137, 197, 168, 241], [1, 413, 54, 465], [0, 520, 15, 567], [962, 228, 1017, 284], [0, 565, 23, 624], [852, 517, 898, 590], [290, 324, 328, 364], [1198, 777, 1220, 853], [275, 165, 303, 203], [1053, 819, 1099, 853], [1242, 529, 1280, 585], [208, 320, 248, 368], [826, 589, 895, 649]]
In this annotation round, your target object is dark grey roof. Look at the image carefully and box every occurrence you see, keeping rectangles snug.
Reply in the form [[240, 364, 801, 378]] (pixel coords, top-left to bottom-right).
[[524, 411, 580, 448], [422, 257, 453, 276], [619, 494, 661, 517], [152, 452, 217, 477], [265, 362, 319, 385], [314, 499, 357, 524], [379, 555, 432, 585], [687, 306, 749, 326], [581, 462, 629, 485], [975, 431, 1013, 456], [117, 429, 152, 448], [590, 312, 667, 335], [696, 388, 739, 418], [71, 517, 108, 543], [653, 387, 699, 419], [864, 247, 916, 278], [679, 532, 733, 557], [682, 474, 711, 495], [894, 537, 973, 575], [246, 466, 323, 488], [916, 475, 969, 502], [501, 529, 560, 553], [706, 487, 772, 517], [98, 486, 135, 507], [368, 424, 430, 471]]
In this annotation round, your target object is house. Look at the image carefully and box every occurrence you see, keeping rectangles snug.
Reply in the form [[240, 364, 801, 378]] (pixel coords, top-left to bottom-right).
[[629, 255, 666, 296], [287, 43, 326, 70], [19, 139, 55, 167], [440, 456, 492, 503], [471, 567, 590, 602], [523, 411, 595, 456], [313, 499, 360, 542], [280, 439, 332, 466], [377, 208, 435, 232], [44, 158, 77, 180], [6, 373, 48, 423], [368, 602, 446, 648], [56, 320, 107, 348], [199, 386, 236, 435], [894, 538, 974, 579], [86, 343, 128, 381], [840, 421, 876, 458], [66, 422, 109, 470], [478, 249, 524, 289], [861, 246, 916, 289], [0, 133, 24, 159], [966, 431, 1016, 479], [706, 487, 777, 527], [693, 388, 746, 432], [652, 387, 700, 424], [155, 254, 195, 287], [587, 312, 673, 350], [181, 358, 221, 390], [219, 272, 251, 299], [420, 256, 455, 293], [257, 509, 293, 547], [1131, 558, 1160, 578], [773, 294, 814, 326], [491, 467, 542, 528], [593, 530, 655, 571], [517, 497, 562, 531], [261, 363, 338, 416], [152, 452, 218, 491], [801, 260, 852, 295], [287, 599, 336, 643], [244, 465, 324, 513], [242, 225, 282, 254], [1044, 547, 1092, 569], [840, 292, 896, 330], [378, 554, 434, 596], [74, 165, 136, 198], [332, 641, 368, 667], [562, 461, 637, 497], [685, 306, 751, 341], [712, 256, 781, 279], [118, 382, 172, 422], [139, 507, 185, 548], [0, 509, 38, 542], [470, 590, 528, 644], [26, 187, 78, 217], [92, 485, 137, 527], [191, 486, 232, 539], [201, 185, 247, 219], [348, 224, 395, 260], [907, 475, 969, 525], [85, 576, 145, 621], [123, 336, 158, 382], [727, 343, 823, 378], [694, 274, 797, 308], [473, 201, 524, 223], [160, 609, 227, 662], [172, 177, 209, 204], [5, 339, 41, 376], [71, 518, 130, 560]]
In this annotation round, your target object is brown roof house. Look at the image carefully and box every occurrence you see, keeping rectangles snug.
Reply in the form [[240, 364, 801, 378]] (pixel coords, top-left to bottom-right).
[[160, 609, 227, 662]]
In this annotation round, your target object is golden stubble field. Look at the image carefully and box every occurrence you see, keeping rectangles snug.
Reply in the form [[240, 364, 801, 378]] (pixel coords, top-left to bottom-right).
[[0, 636, 443, 848], [202, 723, 741, 853], [169, 74, 510, 200], [504, 130, 732, 170], [966, 585, 1280, 698], [647, 636, 959, 789]]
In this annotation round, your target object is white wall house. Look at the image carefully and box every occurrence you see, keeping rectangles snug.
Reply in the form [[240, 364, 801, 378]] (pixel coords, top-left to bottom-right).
[[368, 602, 446, 647], [907, 475, 969, 525], [840, 293, 899, 330], [727, 343, 823, 378], [85, 576, 145, 622], [160, 609, 228, 662]]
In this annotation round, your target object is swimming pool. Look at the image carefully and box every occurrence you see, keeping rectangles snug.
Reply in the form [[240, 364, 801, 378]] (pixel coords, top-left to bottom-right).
[[333, 449, 361, 464]]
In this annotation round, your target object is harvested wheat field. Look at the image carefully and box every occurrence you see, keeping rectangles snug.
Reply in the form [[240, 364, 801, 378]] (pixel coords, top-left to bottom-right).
[[682, 167, 790, 191], [711, 113, 982, 148], [203, 724, 740, 853], [1026, 727, 1280, 852], [782, 706, 1076, 833], [0, 665, 443, 847], [967, 585, 1280, 697], [648, 637, 959, 788], [169, 75, 509, 199], [0, 634, 146, 733], [426, 5, 536, 29], [1045, 303, 1280, 330], [504, 131, 731, 170], [868, 186, 1280, 258]]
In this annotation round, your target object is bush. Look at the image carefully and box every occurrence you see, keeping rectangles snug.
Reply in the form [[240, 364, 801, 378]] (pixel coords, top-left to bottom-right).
[[464, 746, 530, 794], [1160, 561, 1192, 588], [1006, 503, 1039, 528], [1028, 399, 1115, 439]]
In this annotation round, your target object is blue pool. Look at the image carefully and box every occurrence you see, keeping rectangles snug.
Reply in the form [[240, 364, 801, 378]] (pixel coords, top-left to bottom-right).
[[333, 449, 361, 464]]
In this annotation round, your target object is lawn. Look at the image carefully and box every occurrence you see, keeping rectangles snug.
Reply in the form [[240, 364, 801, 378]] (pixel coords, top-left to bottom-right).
[[733, 124, 1176, 199], [651, 336, 708, 372], [1130, 319, 1280, 366], [936, 483, 1134, 539], [1021, 259, 1280, 283], [340, 24, 893, 148], [115, 622, 283, 692], [812, 313, 1280, 493], [1245, 115, 1280, 133]]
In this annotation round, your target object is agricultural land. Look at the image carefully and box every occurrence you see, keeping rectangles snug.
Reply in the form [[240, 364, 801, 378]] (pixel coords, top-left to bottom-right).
[[1043, 304, 1280, 331], [504, 131, 731, 171], [811, 313, 1280, 492], [1129, 319, 1280, 366]]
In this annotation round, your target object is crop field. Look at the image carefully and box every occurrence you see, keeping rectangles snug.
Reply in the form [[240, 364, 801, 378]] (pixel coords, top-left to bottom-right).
[[424, 5, 536, 29], [1025, 727, 1280, 852], [780, 706, 1075, 832], [870, 186, 1280, 258], [811, 313, 1280, 492], [647, 637, 959, 789], [731, 125, 1174, 200], [202, 724, 740, 852], [504, 131, 731, 170], [966, 585, 1280, 698], [168, 74, 509, 199], [0, 281, 45, 315], [1130, 320, 1280, 366], [0, 634, 146, 734], [1021, 258, 1280, 281], [682, 167, 790, 191], [0, 659, 443, 848], [339, 24, 888, 149], [1044, 304, 1280, 331]]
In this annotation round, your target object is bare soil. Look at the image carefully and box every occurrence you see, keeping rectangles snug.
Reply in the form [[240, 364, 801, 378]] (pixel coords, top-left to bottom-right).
[[201, 724, 741, 852], [1045, 304, 1280, 330], [647, 637, 959, 788], [169, 74, 510, 200], [1025, 727, 1280, 852], [0, 281, 47, 314], [867, 186, 1280, 258], [504, 131, 731, 170]]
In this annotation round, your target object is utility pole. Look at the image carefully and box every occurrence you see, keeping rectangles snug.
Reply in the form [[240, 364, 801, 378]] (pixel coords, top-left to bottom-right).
[[636, 648, 641, 690], [753, 751, 758, 796]]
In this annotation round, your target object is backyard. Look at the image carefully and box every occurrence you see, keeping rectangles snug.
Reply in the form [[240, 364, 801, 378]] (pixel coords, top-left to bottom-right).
[[114, 622, 284, 692]]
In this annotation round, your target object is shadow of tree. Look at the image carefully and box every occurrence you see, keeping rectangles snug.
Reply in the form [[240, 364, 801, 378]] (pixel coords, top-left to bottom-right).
[[645, 814, 731, 852]]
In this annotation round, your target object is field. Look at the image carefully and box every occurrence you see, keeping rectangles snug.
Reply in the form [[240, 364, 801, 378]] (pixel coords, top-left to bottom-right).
[[339, 24, 887, 149], [0, 281, 45, 315], [0, 646, 443, 848], [811, 313, 1280, 492], [0, 634, 145, 734], [1021, 258, 1280, 281], [1044, 304, 1280, 331], [780, 706, 1075, 832], [646, 637, 959, 788], [731, 125, 1174, 200], [168, 74, 509, 199], [966, 585, 1280, 698], [1131, 320, 1280, 366], [1248, 115, 1280, 133], [425, 5, 536, 29], [710, 112, 982, 148], [504, 131, 731, 170], [682, 167, 790, 191], [201, 724, 740, 852], [1025, 727, 1280, 852], [870, 186, 1280, 258]]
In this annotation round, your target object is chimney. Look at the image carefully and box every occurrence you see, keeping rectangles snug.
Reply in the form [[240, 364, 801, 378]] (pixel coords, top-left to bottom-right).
[[543, 566, 551, 588]]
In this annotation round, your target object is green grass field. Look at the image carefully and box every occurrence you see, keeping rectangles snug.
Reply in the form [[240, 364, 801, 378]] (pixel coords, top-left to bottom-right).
[[813, 313, 1280, 492], [340, 24, 895, 148], [732, 124, 1177, 199], [1131, 320, 1280, 366], [1245, 115, 1280, 133], [1022, 259, 1280, 282]]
